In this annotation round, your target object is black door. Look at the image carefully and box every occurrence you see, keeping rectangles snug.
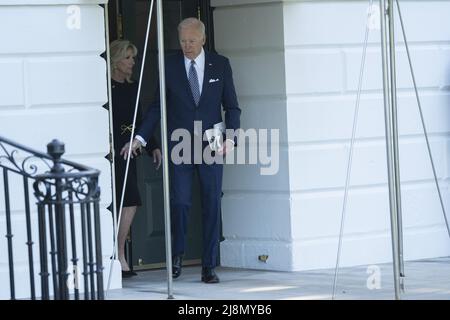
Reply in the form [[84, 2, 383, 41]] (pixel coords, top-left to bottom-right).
[[108, 0, 216, 270]]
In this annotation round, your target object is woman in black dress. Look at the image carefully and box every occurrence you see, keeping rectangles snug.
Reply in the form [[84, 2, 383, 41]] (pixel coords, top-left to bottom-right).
[[110, 40, 162, 276]]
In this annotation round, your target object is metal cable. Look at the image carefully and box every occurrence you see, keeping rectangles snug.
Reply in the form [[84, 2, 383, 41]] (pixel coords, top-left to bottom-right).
[[106, 0, 155, 295], [396, 0, 450, 239], [332, 0, 374, 299]]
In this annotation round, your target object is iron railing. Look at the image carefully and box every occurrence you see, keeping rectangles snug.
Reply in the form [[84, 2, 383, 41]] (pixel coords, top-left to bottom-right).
[[0, 136, 104, 300]]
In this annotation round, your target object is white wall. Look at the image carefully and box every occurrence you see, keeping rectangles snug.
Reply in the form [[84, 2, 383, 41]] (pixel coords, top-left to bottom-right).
[[213, 1, 294, 270], [285, 0, 450, 270], [0, 0, 120, 299], [214, 0, 450, 271]]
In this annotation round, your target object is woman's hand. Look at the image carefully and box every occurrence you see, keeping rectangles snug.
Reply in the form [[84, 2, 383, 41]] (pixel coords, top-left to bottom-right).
[[120, 138, 142, 160]]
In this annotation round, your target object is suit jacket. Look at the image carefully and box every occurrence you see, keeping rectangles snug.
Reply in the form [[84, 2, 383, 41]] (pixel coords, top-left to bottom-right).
[[138, 50, 241, 148]]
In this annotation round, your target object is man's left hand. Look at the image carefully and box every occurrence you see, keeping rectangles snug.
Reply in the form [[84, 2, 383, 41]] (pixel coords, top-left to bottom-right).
[[152, 148, 162, 170], [218, 139, 235, 156]]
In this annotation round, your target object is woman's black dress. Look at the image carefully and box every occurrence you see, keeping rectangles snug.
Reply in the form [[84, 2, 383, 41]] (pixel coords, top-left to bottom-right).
[[112, 79, 158, 208]]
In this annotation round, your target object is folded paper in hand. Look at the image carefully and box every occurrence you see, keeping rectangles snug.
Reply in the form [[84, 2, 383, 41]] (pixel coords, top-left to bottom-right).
[[205, 122, 225, 152]]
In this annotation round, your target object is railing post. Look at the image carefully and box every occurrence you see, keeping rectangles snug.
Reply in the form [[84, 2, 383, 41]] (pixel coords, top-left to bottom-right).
[[3, 169, 15, 300], [47, 140, 69, 300], [92, 189, 104, 300], [37, 203, 50, 300]]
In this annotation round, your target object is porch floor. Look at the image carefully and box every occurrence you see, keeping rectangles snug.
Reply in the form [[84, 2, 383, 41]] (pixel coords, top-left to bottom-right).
[[105, 257, 450, 300]]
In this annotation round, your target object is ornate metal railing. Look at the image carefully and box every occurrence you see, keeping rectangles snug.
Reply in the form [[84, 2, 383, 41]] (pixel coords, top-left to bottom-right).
[[0, 136, 104, 300]]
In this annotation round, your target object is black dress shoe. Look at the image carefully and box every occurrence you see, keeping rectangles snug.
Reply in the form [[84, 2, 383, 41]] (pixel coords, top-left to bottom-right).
[[122, 270, 137, 278], [172, 255, 183, 279], [201, 267, 220, 283]]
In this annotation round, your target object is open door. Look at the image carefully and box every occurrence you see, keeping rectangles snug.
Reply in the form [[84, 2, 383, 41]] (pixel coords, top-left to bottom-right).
[[108, 0, 216, 270]]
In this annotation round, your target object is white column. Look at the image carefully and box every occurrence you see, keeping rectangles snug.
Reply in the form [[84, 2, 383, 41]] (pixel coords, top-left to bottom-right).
[[213, 0, 450, 271], [213, 0, 294, 271]]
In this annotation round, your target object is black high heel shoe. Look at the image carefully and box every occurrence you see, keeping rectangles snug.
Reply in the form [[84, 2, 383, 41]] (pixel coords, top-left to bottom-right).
[[122, 270, 138, 278]]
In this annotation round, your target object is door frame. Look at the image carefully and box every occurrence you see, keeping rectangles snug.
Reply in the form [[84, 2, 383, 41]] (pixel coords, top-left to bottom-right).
[[107, 0, 217, 271]]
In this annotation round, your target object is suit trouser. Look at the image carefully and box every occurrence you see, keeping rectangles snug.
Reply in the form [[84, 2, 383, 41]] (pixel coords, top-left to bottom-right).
[[170, 162, 223, 268]]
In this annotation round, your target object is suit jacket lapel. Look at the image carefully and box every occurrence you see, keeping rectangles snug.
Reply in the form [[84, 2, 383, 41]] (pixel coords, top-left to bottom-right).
[[199, 51, 212, 106]]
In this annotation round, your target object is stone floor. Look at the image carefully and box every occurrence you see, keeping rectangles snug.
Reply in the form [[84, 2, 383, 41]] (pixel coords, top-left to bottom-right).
[[105, 257, 450, 300]]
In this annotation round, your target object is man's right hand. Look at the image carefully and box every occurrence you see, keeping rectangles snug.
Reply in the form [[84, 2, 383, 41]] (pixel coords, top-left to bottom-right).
[[120, 138, 142, 160]]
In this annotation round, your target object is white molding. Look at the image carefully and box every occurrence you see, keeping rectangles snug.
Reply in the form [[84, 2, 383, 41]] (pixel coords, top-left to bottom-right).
[[212, 0, 282, 7], [212, 0, 450, 8], [0, 0, 106, 5]]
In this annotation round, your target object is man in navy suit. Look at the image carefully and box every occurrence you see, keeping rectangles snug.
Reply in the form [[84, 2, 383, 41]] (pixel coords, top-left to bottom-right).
[[121, 18, 241, 283]]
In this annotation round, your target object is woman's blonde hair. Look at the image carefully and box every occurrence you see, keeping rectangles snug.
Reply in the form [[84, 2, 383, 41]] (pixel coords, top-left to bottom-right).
[[110, 39, 138, 83]]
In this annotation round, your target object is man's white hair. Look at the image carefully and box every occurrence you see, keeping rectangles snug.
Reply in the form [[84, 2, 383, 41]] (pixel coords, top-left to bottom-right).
[[177, 17, 205, 37]]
